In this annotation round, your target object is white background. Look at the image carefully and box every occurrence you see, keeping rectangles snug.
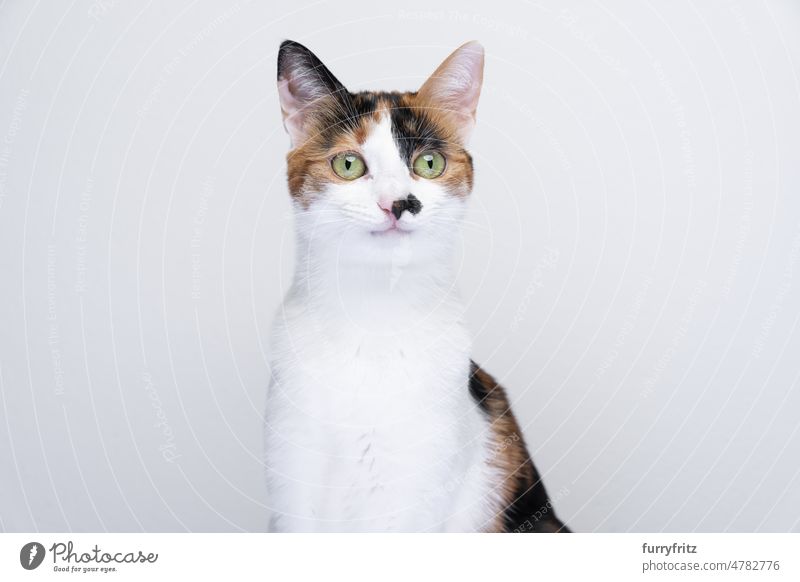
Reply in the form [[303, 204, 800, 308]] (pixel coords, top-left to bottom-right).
[[1, 0, 799, 532]]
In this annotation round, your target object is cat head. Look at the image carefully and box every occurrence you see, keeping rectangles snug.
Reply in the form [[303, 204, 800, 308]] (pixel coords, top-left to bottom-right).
[[277, 40, 484, 267]]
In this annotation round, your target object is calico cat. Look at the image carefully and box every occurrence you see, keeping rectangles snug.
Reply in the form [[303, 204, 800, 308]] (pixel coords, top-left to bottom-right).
[[265, 39, 569, 533]]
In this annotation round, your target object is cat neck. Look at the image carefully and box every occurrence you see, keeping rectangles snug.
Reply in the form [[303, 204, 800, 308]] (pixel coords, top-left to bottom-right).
[[290, 237, 464, 327]]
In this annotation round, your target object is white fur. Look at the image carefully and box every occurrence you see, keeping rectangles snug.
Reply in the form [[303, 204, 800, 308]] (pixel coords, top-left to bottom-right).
[[265, 115, 500, 531]]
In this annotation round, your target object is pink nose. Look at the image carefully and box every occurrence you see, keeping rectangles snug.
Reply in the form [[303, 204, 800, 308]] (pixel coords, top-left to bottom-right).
[[377, 197, 396, 214]]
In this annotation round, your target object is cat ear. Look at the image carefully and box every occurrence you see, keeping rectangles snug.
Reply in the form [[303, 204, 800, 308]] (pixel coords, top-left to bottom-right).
[[417, 41, 485, 144], [277, 40, 347, 147]]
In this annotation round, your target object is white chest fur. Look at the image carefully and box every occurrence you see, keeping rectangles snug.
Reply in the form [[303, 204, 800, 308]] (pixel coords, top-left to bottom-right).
[[264, 263, 498, 532]]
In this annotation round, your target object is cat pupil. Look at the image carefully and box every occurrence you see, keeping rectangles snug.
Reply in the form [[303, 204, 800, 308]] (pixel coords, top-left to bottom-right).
[[345, 158, 352, 170]]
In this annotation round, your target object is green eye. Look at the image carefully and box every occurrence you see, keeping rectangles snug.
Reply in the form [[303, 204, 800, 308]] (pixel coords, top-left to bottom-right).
[[412, 151, 446, 179], [331, 152, 366, 180]]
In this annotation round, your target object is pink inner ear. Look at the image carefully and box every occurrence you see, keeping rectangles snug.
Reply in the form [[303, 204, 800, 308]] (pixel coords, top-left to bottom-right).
[[278, 76, 314, 146], [443, 52, 484, 114], [418, 42, 484, 141]]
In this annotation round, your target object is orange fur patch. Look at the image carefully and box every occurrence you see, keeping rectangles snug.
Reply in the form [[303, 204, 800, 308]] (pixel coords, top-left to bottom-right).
[[285, 91, 474, 207]]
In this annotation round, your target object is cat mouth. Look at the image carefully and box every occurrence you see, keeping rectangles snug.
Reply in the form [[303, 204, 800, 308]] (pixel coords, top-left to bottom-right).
[[369, 225, 412, 236]]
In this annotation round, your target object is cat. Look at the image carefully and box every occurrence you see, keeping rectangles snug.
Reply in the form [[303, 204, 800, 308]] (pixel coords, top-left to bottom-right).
[[264, 39, 569, 533]]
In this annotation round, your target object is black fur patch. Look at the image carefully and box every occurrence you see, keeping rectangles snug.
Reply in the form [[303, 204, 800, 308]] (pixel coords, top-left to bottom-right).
[[278, 41, 454, 166], [277, 40, 346, 94], [381, 93, 448, 165], [316, 91, 449, 166], [469, 361, 571, 533]]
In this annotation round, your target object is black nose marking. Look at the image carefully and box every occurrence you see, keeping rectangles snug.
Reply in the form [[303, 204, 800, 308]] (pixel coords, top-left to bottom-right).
[[405, 194, 422, 215], [390, 199, 406, 220], [390, 194, 423, 220]]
